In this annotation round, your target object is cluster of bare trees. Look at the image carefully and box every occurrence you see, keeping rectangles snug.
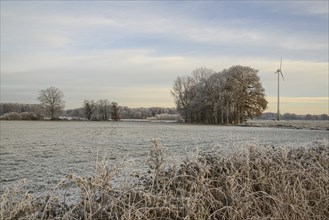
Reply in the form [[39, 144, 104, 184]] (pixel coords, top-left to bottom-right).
[[0, 86, 65, 120], [36, 86, 120, 121], [1, 87, 121, 121], [171, 66, 268, 124], [83, 99, 120, 121]]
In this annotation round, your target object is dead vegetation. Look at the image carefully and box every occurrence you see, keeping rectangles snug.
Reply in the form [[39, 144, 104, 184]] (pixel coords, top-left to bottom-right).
[[1, 139, 328, 219]]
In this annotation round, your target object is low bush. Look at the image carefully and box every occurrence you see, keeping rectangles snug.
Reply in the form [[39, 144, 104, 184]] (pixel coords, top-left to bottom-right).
[[1, 140, 328, 219], [0, 112, 43, 120], [0, 112, 22, 120]]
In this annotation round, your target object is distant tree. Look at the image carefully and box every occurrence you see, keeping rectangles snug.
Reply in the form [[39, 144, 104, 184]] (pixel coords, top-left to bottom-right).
[[37, 86, 65, 119], [256, 112, 276, 120], [60, 106, 178, 120], [83, 100, 96, 120], [97, 99, 110, 121], [192, 67, 214, 84], [171, 75, 196, 122], [282, 113, 299, 120], [320, 114, 329, 120], [225, 66, 268, 123], [305, 114, 313, 120], [206, 72, 227, 124], [111, 102, 120, 121], [191, 67, 215, 123], [64, 108, 84, 118]]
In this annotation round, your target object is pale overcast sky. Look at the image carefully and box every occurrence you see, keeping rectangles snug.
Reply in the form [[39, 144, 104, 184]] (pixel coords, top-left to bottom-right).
[[1, 1, 328, 114]]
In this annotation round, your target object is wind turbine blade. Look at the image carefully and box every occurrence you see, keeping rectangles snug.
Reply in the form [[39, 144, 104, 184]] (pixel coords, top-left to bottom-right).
[[280, 71, 284, 80], [280, 57, 282, 71]]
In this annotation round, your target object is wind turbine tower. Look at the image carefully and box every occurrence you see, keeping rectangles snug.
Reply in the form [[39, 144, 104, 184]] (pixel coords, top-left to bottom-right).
[[275, 57, 284, 121]]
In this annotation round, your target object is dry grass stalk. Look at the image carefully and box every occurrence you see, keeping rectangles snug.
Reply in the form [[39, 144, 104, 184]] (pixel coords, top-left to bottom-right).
[[1, 140, 328, 219]]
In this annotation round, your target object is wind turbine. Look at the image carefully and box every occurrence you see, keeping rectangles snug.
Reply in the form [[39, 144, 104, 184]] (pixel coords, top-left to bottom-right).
[[275, 57, 284, 121]]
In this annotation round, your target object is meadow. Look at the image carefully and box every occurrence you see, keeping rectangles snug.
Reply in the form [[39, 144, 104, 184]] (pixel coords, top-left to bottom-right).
[[247, 119, 329, 131], [0, 121, 328, 219], [1, 139, 328, 219]]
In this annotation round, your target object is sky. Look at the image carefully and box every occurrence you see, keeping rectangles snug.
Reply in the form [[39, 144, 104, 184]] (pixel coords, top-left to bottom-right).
[[0, 1, 328, 115]]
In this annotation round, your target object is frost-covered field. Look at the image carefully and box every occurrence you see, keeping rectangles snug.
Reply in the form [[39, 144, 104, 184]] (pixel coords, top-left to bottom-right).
[[247, 119, 329, 130], [0, 121, 328, 194]]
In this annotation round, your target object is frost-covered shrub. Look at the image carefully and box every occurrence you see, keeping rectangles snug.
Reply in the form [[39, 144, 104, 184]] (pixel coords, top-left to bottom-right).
[[1, 140, 328, 219], [0, 112, 43, 120], [20, 112, 32, 120], [30, 113, 43, 120], [0, 112, 22, 120]]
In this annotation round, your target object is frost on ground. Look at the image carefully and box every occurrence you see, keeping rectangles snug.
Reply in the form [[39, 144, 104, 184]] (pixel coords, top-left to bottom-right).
[[247, 119, 329, 130], [3, 121, 327, 195], [1, 139, 328, 220]]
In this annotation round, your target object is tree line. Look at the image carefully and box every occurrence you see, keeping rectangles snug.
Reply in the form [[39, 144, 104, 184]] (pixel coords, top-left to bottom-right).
[[171, 66, 268, 124], [257, 112, 329, 121], [2, 101, 326, 121], [64, 106, 177, 120], [37, 87, 121, 121], [0, 103, 43, 116], [0, 86, 177, 120], [1, 81, 327, 122], [0, 86, 119, 121], [81, 99, 120, 121]]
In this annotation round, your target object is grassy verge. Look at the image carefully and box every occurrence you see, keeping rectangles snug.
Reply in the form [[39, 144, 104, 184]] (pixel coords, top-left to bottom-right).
[[1, 140, 328, 219]]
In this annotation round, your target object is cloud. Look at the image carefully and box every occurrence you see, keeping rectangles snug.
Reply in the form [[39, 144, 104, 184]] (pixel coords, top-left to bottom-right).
[[1, 1, 327, 113], [256, 1, 329, 18], [44, 35, 71, 47], [2, 49, 327, 100], [2, 1, 327, 57], [285, 1, 328, 17]]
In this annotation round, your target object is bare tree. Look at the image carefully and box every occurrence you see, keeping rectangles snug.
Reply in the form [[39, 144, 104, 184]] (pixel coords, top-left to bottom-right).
[[192, 67, 215, 123], [206, 72, 226, 124], [38, 86, 65, 119], [171, 76, 196, 122], [192, 67, 214, 84], [97, 99, 110, 121], [83, 99, 96, 120], [111, 102, 120, 121]]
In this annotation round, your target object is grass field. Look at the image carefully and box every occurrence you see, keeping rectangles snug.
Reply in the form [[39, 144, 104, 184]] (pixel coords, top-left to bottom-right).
[[247, 119, 329, 130], [1, 139, 328, 219]]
